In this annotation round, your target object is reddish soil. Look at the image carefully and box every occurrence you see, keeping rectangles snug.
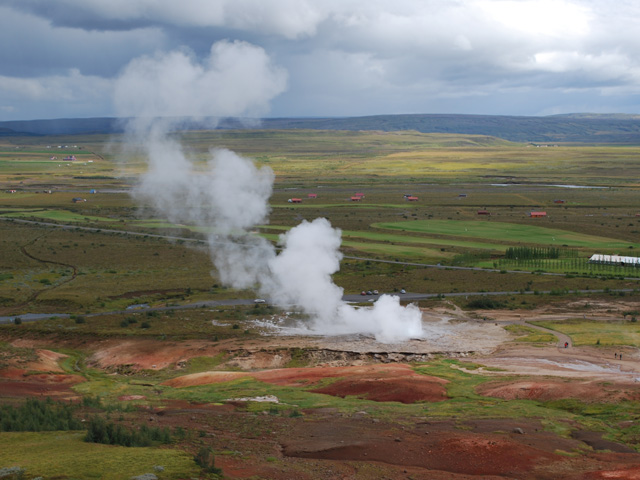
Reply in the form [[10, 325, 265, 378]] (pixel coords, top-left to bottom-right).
[[0, 377, 83, 399], [138, 402, 640, 480], [163, 364, 448, 403], [87, 338, 226, 370], [0, 346, 84, 399], [478, 379, 640, 403]]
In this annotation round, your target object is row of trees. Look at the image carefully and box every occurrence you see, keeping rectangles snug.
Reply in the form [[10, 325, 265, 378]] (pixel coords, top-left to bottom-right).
[[84, 416, 172, 447], [504, 246, 566, 260], [0, 398, 171, 448], [0, 397, 83, 432]]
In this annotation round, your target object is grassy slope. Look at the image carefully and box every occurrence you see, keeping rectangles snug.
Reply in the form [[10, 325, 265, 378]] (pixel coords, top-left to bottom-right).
[[0, 432, 198, 480]]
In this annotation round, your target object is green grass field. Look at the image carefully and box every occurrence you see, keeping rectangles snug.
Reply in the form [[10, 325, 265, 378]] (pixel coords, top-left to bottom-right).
[[532, 319, 640, 347], [0, 432, 199, 480], [375, 220, 640, 250]]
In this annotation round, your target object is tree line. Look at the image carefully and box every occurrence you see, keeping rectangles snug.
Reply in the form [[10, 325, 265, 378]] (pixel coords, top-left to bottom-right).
[[0, 397, 171, 447]]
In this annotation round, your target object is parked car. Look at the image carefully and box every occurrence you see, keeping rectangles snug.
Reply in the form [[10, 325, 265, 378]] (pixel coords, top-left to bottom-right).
[[254, 299, 266, 304], [361, 291, 367, 296], [400, 289, 406, 294], [373, 290, 379, 295]]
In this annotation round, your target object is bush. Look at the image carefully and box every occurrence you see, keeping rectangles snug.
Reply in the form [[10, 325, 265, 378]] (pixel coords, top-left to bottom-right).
[[140, 321, 151, 329], [75, 316, 86, 324], [13, 318, 21, 325], [466, 297, 505, 309], [194, 446, 222, 474]]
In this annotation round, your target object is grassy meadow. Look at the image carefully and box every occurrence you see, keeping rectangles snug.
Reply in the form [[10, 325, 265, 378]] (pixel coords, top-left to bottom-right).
[[1, 129, 640, 314]]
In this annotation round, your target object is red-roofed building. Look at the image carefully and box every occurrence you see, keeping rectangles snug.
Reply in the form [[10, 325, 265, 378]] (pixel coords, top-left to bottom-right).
[[308, 193, 317, 199], [288, 198, 302, 203], [350, 196, 362, 202], [529, 211, 547, 217], [406, 196, 419, 201], [477, 210, 490, 215]]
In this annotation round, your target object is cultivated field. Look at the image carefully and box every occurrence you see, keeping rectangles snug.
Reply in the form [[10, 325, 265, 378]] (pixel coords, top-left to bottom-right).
[[1, 130, 640, 479]]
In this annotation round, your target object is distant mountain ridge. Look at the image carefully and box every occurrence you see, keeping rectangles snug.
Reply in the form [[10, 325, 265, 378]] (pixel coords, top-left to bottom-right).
[[2, 113, 640, 143]]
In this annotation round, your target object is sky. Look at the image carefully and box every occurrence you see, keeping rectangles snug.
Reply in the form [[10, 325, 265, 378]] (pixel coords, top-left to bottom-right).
[[1, 0, 640, 121]]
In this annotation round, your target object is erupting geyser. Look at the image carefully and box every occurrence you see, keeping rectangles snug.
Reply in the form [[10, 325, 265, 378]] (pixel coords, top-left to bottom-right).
[[115, 40, 423, 343]]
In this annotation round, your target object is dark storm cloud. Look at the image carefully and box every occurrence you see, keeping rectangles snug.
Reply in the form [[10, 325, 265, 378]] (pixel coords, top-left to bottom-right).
[[1, 0, 639, 121]]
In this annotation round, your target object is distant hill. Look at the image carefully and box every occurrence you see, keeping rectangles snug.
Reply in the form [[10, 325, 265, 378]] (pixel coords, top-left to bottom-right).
[[2, 113, 640, 143]]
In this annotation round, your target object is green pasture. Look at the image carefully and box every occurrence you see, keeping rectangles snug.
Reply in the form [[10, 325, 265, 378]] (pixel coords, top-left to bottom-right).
[[503, 324, 556, 343], [0, 432, 199, 480], [261, 225, 506, 253], [375, 219, 640, 250], [531, 319, 640, 347], [0, 209, 115, 224]]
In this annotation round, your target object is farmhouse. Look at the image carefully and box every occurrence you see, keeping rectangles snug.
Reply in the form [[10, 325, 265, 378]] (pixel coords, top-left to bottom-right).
[[350, 196, 362, 202], [529, 211, 547, 217], [308, 193, 317, 199], [288, 198, 302, 203], [589, 254, 640, 267]]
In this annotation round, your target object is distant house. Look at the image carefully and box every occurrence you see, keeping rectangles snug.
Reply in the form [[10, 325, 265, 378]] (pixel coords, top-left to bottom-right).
[[529, 211, 547, 218], [308, 193, 317, 199], [477, 210, 490, 215], [458, 193, 467, 198], [7, 190, 16, 194], [63, 155, 76, 161], [89, 189, 97, 194], [553, 199, 566, 204], [406, 196, 419, 201], [72, 197, 86, 203], [350, 196, 362, 202], [288, 198, 302, 203]]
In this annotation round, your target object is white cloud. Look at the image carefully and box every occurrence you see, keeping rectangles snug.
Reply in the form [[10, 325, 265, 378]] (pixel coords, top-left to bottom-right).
[[2, 0, 640, 119]]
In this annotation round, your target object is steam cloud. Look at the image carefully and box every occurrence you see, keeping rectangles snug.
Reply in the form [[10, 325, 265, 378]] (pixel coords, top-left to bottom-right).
[[115, 40, 423, 343]]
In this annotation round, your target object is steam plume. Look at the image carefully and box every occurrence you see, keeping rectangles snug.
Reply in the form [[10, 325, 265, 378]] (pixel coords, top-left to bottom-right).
[[116, 40, 423, 343]]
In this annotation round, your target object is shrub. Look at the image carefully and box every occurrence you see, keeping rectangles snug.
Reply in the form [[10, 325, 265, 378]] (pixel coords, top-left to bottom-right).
[[75, 316, 86, 324], [194, 446, 222, 474], [466, 297, 505, 309], [140, 321, 151, 329]]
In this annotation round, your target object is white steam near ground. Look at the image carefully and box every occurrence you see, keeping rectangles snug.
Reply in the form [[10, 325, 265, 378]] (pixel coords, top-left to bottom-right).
[[115, 40, 423, 343]]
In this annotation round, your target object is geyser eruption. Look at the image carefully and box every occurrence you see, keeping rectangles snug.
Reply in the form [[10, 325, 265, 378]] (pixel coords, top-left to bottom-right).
[[115, 40, 423, 343]]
